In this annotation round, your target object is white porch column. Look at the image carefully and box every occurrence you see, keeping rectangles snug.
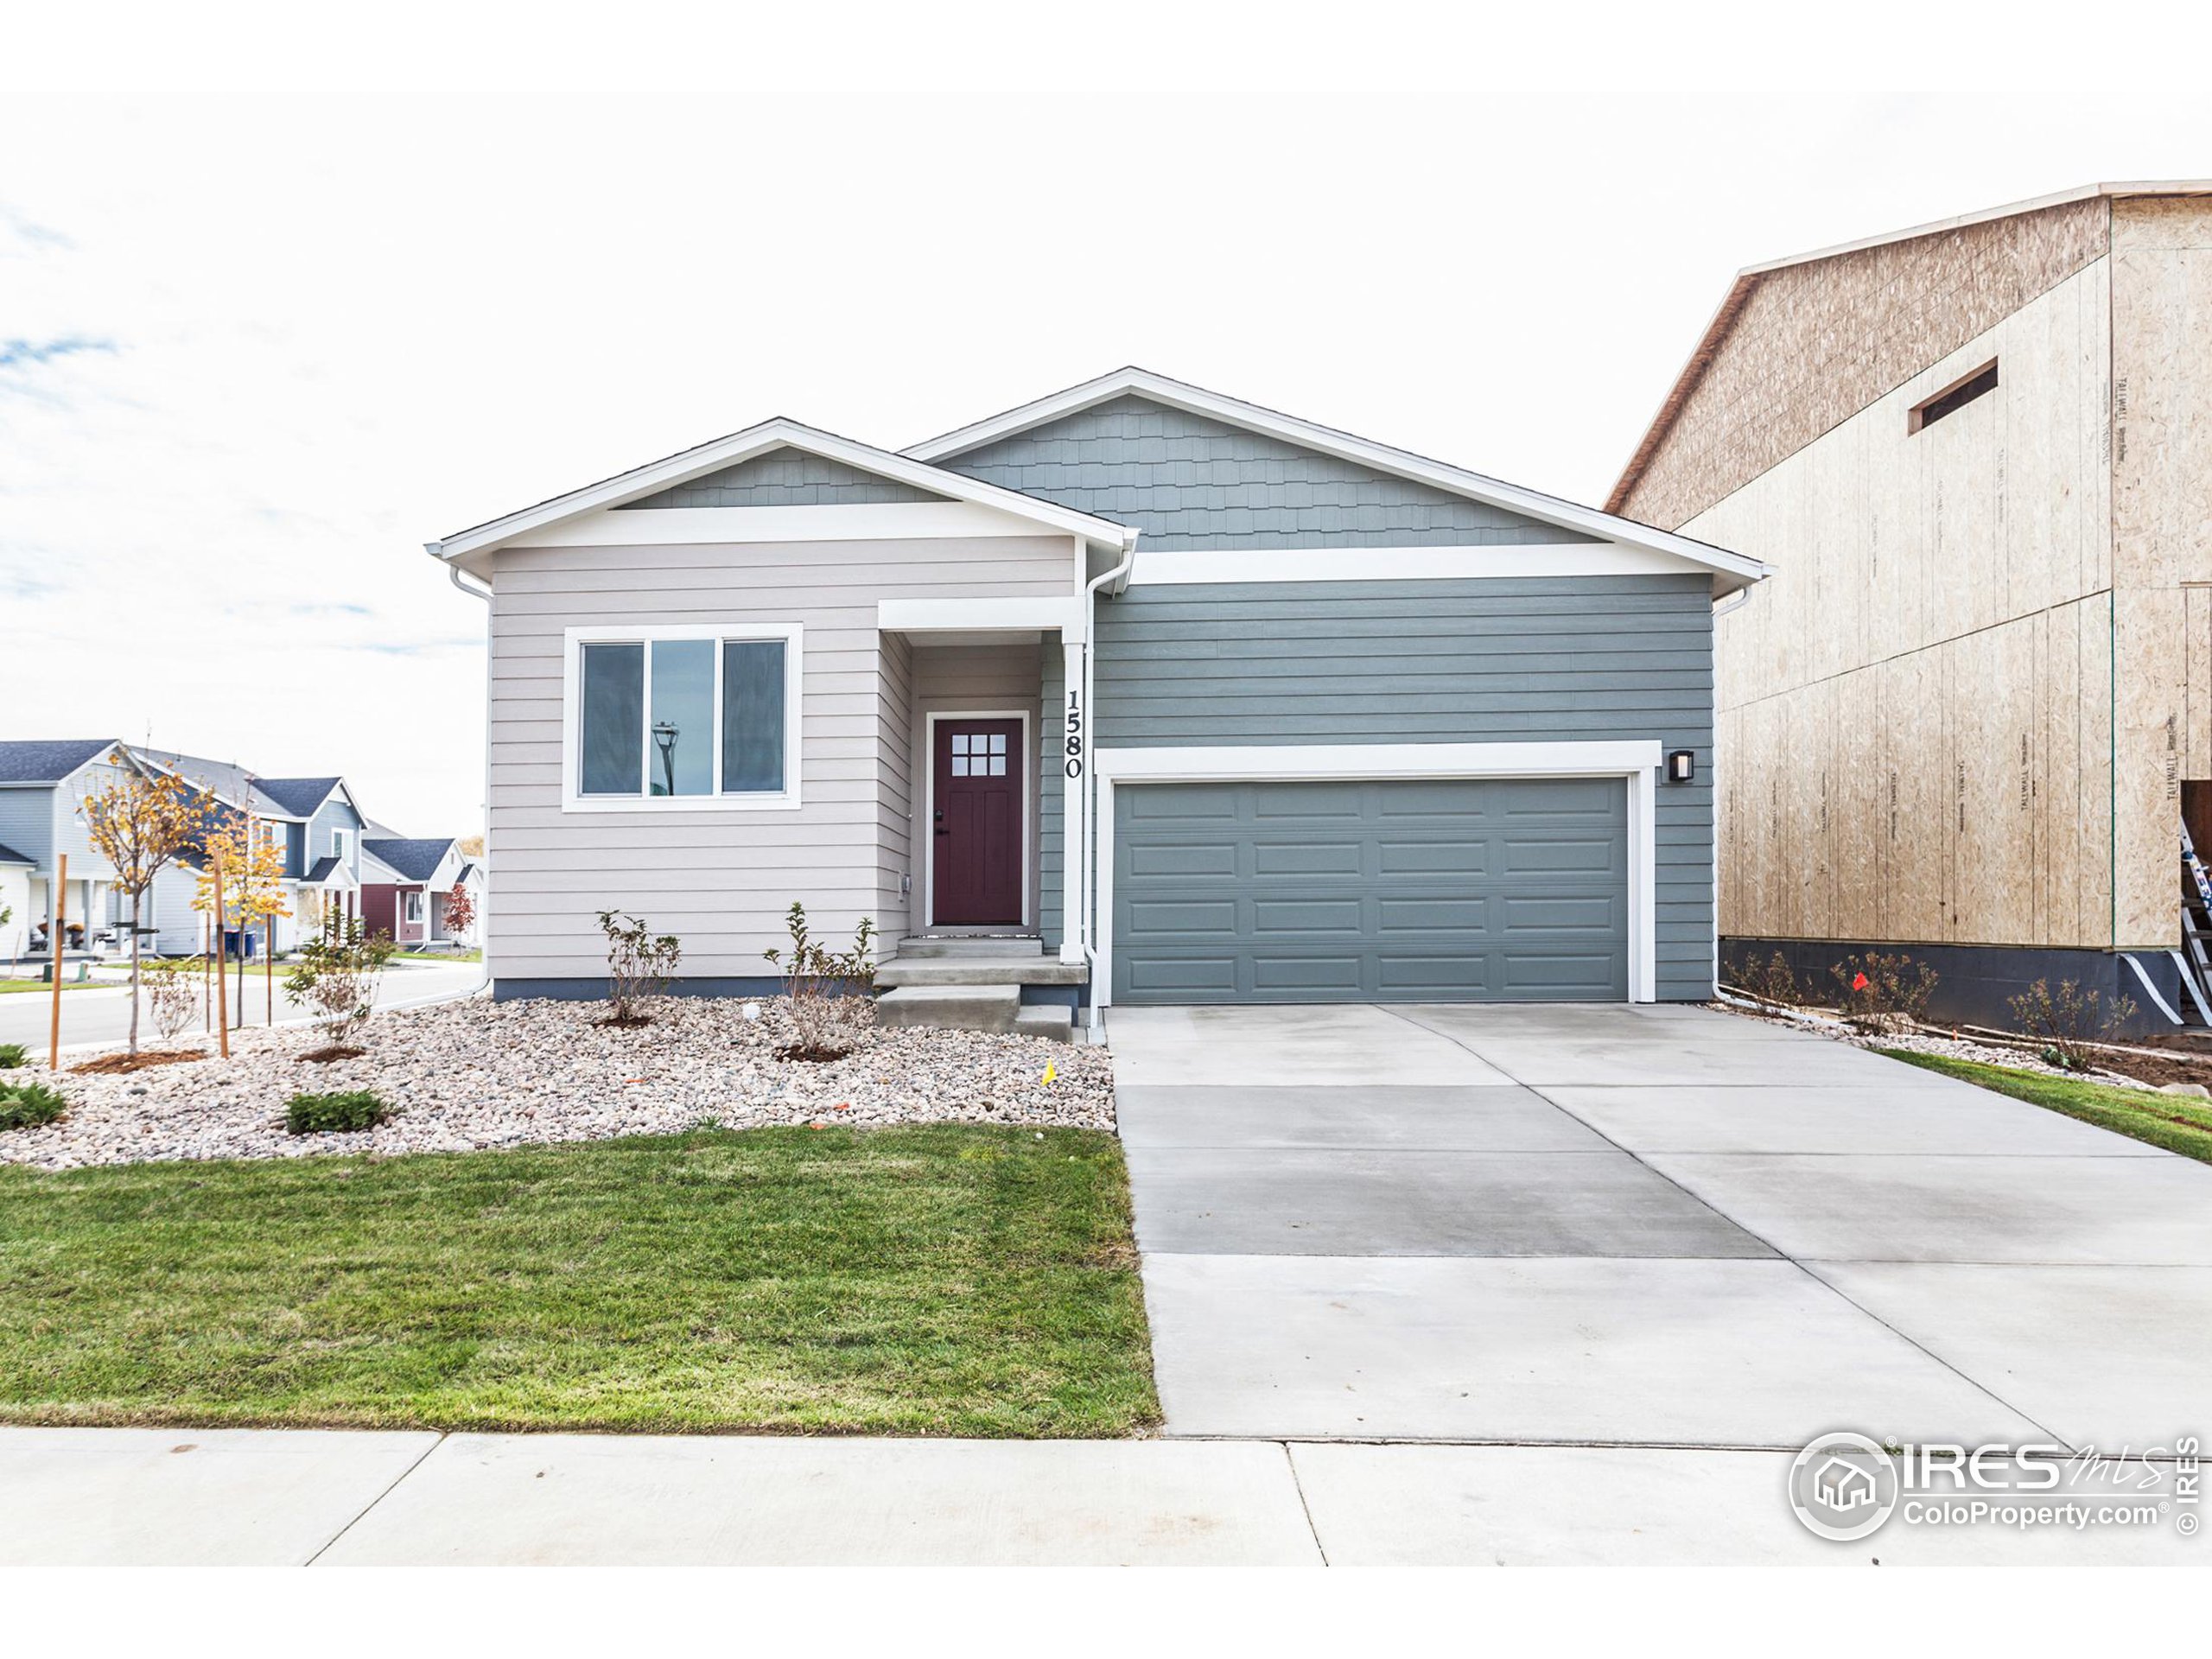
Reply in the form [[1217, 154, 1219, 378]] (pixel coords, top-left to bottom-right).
[[1058, 635, 1086, 965]]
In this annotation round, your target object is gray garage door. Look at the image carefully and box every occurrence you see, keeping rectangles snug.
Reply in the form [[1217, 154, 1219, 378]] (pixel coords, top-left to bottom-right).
[[1111, 777, 1629, 1004]]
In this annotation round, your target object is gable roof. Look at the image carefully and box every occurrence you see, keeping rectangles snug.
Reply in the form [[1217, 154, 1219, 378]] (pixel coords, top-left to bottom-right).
[[0, 738, 121, 786], [910, 368, 1769, 591], [131, 750, 304, 821], [255, 776, 346, 817], [0, 840, 33, 867], [427, 418, 1140, 574], [1606, 181, 2212, 515], [362, 836, 456, 882]]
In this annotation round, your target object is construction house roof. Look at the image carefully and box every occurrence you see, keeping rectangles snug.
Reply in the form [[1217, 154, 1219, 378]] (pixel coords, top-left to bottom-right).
[[1607, 181, 2212, 514]]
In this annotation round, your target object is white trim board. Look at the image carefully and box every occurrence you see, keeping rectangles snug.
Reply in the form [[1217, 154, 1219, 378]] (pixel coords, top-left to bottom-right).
[[905, 367, 1770, 594], [429, 418, 1138, 574], [921, 709, 1035, 932], [558, 621, 805, 815], [1128, 544, 1714, 586], [879, 596, 1085, 643], [504, 499, 1074, 550], [1091, 741, 1662, 1008]]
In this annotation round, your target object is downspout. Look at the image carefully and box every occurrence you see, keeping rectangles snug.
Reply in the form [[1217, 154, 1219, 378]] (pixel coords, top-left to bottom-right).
[[440, 551, 494, 1002], [1080, 531, 1141, 1039]]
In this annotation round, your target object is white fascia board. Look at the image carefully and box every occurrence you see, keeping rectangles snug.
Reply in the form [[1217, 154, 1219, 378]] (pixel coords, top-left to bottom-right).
[[1130, 544, 1717, 586], [879, 595, 1087, 643], [508, 499, 1070, 550], [1094, 741, 1662, 783], [906, 368, 1770, 591], [427, 418, 1135, 573]]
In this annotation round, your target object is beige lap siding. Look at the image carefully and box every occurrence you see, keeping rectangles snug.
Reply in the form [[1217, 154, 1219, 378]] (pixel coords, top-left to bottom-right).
[[486, 534, 1073, 982]]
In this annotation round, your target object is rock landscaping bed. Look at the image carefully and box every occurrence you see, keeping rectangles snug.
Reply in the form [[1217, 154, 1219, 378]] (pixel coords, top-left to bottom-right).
[[1716, 995, 2212, 1094], [0, 994, 1114, 1170]]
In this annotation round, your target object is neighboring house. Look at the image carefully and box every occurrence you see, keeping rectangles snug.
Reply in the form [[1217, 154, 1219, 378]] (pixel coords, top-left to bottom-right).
[[0, 738, 129, 961], [0, 840, 35, 965], [430, 366, 1768, 1031], [135, 755, 370, 955], [360, 836, 478, 948], [1611, 182, 2212, 1028]]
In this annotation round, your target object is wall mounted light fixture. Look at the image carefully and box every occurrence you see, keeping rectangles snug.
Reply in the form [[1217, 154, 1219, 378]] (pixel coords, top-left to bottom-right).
[[1666, 749, 1696, 785]]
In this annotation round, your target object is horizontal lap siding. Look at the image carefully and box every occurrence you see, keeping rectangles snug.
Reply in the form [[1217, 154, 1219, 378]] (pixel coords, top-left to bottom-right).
[[487, 535, 1069, 980], [1093, 575, 1718, 1000]]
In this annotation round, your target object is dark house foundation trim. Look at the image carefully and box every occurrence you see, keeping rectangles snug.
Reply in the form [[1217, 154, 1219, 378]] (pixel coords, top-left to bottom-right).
[[1720, 938, 2190, 1039]]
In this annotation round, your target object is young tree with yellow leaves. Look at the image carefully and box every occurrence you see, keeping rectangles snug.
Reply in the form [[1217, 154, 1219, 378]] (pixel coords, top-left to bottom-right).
[[78, 751, 216, 1055], [191, 815, 291, 1054]]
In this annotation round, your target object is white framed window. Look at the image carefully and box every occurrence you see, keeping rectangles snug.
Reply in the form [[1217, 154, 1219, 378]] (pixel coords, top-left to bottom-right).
[[330, 828, 352, 861], [403, 890, 424, 924], [562, 623, 804, 812]]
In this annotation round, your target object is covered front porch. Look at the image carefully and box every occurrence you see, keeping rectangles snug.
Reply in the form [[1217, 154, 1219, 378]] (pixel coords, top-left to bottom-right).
[[876, 596, 1093, 1039]]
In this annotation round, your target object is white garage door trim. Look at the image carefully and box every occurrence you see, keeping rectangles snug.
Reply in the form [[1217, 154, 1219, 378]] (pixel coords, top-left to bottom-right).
[[1092, 741, 1662, 1007]]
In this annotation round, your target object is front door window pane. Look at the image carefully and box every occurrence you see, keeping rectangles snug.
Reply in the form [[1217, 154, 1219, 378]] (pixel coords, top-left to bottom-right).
[[580, 642, 645, 796], [649, 638, 715, 797]]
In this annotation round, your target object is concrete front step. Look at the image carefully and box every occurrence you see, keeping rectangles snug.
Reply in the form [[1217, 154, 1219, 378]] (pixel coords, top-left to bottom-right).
[[1012, 1003, 1075, 1043], [874, 985, 1077, 1042], [875, 954, 1090, 988], [895, 935, 1045, 960], [875, 983, 1020, 1033]]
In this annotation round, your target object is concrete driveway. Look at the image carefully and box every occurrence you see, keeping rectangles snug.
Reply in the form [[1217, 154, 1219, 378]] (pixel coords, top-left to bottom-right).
[[1111, 1002, 2212, 1452]]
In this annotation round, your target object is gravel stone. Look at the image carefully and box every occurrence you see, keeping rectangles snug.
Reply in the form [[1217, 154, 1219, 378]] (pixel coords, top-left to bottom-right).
[[1716, 998, 2172, 1090], [1, 995, 1116, 1170]]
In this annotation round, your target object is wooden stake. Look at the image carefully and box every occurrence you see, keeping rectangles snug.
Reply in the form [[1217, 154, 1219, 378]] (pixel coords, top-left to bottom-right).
[[266, 915, 275, 1026], [213, 868, 229, 1059], [48, 853, 67, 1071]]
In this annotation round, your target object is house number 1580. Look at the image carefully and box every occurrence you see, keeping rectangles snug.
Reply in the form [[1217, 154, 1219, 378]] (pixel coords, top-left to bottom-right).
[[1064, 690, 1084, 778]]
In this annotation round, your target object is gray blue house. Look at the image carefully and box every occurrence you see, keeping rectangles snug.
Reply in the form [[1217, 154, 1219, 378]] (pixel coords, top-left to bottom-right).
[[430, 368, 1767, 1035], [0, 739, 441, 961], [0, 739, 130, 963]]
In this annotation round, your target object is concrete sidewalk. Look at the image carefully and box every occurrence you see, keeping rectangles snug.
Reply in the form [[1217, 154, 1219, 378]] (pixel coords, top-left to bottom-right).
[[5, 1426, 2191, 1566]]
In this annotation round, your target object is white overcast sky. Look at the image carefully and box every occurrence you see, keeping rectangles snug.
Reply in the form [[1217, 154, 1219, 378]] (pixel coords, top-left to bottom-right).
[[3, 8, 2207, 834]]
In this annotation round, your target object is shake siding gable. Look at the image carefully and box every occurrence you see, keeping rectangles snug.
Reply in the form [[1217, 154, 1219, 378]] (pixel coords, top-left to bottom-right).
[[486, 533, 1071, 981], [938, 394, 1596, 552]]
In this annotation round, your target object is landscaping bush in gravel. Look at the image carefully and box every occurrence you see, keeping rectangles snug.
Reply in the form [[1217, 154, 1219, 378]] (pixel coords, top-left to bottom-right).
[[0, 1079, 67, 1132], [0, 993, 1114, 1169], [0, 1042, 27, 1070], [285, 1090, 393, 1135]]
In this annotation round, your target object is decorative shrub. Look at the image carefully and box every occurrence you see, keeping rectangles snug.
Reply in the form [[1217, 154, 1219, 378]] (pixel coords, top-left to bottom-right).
[[284, 1089, 392, 1135], [145, 958, 203, 1045], [597, 910, 682, 1024], [0, 1078, 67, 1131], [2008, 978, 2138, 1073], [762, 902, 877, 1060], [0, 1041, 27, 1070], [1831, 950, 1938, 1031], [284, 922, 397, 1049], [1733, 950, 1803, 1008]]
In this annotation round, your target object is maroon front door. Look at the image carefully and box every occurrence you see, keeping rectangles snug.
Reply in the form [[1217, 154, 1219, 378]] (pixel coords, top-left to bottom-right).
[[932, 718, 1024, 925]]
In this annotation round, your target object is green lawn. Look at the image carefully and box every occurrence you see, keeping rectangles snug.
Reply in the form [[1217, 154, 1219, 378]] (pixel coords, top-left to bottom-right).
[[0, 1125, 1159, 1436], [0, 978, 113, 994], [391, 949, 481, 964], [1878, 1049, 2212, 1165]]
